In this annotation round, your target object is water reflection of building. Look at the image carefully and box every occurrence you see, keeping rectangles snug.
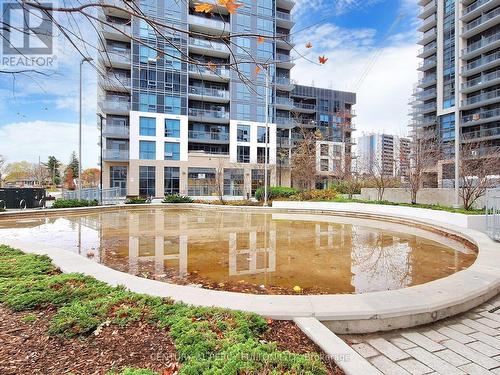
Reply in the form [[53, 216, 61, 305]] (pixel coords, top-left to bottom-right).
[[228, 230, 276, 276]]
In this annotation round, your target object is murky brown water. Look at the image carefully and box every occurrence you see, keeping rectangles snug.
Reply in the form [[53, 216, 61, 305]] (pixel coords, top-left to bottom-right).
[[0, 208, 477, 294]]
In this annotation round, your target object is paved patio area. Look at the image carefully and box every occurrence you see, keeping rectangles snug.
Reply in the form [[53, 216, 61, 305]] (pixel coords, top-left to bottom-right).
[[342, 294, 500, 375]]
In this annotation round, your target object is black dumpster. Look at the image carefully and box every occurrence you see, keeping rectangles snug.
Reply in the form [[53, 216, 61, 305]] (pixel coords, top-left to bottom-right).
[[0, 188, 46, 209]]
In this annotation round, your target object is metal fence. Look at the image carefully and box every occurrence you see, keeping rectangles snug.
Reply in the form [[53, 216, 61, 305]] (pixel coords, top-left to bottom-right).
[[63, 187, 121, 205], [486, 188, 500, 241]]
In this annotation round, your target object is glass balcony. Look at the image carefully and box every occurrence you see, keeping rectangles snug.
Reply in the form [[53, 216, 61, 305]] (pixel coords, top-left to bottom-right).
[[419, 0, 437, 18], [99, 99, 130, 114], [188, 64, 231, 79], [275, 117, 294, 126], [188, 130, 230, 141], [463, 7, 500, 34], [293, 102, 317, 111], [462, 89, 500, 106], [462, 127, 500, 140], [102, 50, 131, 66], [462, 51, 500, 73], [276, 10, 292, 21], [418, 58, 437, 70], [462, 32, 500, 56], [418, 73, 437, 86], [102, 75, 131, 90], [462, 108, 500, 123], [101, 22, 131, 39], [275, 97, 294, 106], [188, 15, 229, 32], [103, 149, 129, 161], [276, 53, 292, 62], [418, 27, 437, 44], [188, 108, 230, 120], [189, 37, 230, 54], [462, 70, 500, 90], [102, 124, 129, 138], [463, 0, 493, 17], [188, 86, 229, 100], [416, 88, 437, 100], [417, 41, 437, 57], [419, 14, 437, 31]]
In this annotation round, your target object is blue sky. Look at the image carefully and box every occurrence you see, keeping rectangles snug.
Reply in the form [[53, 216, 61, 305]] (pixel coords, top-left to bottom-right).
[[0, 0, 419, 168]]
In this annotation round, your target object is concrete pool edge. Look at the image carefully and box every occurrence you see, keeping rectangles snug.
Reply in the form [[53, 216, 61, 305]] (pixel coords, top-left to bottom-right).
[[0, 203, 499, 334]]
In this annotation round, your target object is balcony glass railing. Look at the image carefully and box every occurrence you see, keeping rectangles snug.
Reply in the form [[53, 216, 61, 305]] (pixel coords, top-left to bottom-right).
[[293, 102, 316, 110], [421, 0, 436, 14], [102, 22, 131, 36], [416, 88, 437, 100], [188, 64, 231, 78], [276, 53, 293, 62], [102, 125, 129, 137], [463, 7, 500, 32], [189, 37, 229, 53], [275, 117, 293, 125], [463, 108, 500, 123], [103, 149, 129, 160], [99, 99, 130, 112], [462, 70, 500, 89], [104, 75, 131, 88], [276, 10, 292, 21], [275, 97, 294, 106], [463, 89, 500, 106], [416, 102, 436, 113], [463, 0, 490, 15], [188, 85, 229, 99], [462, 127, 500, 140], [420, 27, 437, 41], [463, 32, 500, 55], [419, 73, 437, 85], [418, 58, 437, 68], [188, 108, 230, 119], [421, 14, 436, 27], [104, 50, 131, 64], [188, 130, 230, 141], [275, 76, 293, 85], [418, 41, 437, 55], [188, 14, 229, 30], [463, 51, 500, 72]]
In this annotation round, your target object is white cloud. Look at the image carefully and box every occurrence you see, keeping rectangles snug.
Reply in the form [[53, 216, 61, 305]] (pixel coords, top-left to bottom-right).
[[0, 121, 99, 168], [292, 22, 419, 137]]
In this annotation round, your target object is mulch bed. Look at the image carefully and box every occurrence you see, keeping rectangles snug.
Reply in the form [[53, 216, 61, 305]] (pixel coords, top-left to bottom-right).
[[264, 320, 344, 375], [0, 305, 343, 375], [0, 306, 177, 375]]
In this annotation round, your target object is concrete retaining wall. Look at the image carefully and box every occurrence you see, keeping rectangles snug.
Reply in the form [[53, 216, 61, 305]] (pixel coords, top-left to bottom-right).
[[360, 188, 486, 209]]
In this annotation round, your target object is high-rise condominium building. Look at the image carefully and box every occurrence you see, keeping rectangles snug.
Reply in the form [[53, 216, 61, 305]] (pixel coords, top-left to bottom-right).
[[97, 0, 356, 198], [411, 0, 500, 187], [356, 133, 411, 181]]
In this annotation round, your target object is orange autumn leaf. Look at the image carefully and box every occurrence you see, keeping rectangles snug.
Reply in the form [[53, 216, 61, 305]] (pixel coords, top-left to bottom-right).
[[194, 2, 214, 13], [255, 65, 261, 74], [266, 318, 273, 324], [318, 55, 328, 64], [218, 0, 243, 13], [257, 36, 265, 44], [206, 61, 217, 71], [305, 42, 312, 48]]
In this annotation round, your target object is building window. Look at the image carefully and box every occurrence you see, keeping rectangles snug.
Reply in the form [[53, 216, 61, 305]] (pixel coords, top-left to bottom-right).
[[139, 166, 155, 197], [188, 167, 216, 196], [139, 140, 156, 160], [164, 167, 180, 195], [224, 169, 244, 196], [237, 146, 250, 163], [164, 142, 180, 160], [251, 169, 270, 196], [139, 93, 157, 112], [110, 166, 127, 196], [320, 159, 329, 171], [237, 124, 250, 142], [139, 117, 156, 136], [165, 119, 181, 137], [257, 147, 268, 163], [320, 144, 329, 156], [257, 126, 268, 143]]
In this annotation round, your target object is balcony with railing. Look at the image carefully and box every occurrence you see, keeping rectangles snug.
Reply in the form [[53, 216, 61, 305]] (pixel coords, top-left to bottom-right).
[[103, 149, 129, 161], [419, 14, 437, 32], [463, 107, 500, 124], [101, 74, 131, 91], [461, 70, 500, 92], [188, 37, 230, 55], [462, 0, 497, 19], [275, 97, 294, 108], [275, 116, 294, 127], [462, 51, 500, 75], [99, 98, 130, 114], [188, 85, 230, 101], [416, 88, 437, 100], [188, 64, 231, 80], [276, 53, 294, 67], [102, 124, 130, 138], [462, 7, 500, 37], [417, 41, 437, 57], [188, 130, 230, 142], [188, 14, 230, 33], [415, 101, 437, 114], [418, 57, 437, 71], [100, 49, 131, 67], [419, 0, 437, 19], [418, 73, 437, 87], [418, 27, 437, 45], [101, 21, 131, 42], [462, 127, 500, 141], [188, 108, 230, 122], [276, 10, 293, 24], [293, 102, 316, 111], [462, 88, 500, 107], [462, 32, 500, 57]]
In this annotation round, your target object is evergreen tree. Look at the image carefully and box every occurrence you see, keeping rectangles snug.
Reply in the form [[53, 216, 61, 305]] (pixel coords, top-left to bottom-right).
[[68, 151, 79, 178], [47, 156, 61, 185]]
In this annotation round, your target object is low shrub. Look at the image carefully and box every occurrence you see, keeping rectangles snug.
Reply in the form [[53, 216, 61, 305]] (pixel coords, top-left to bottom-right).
[[254, 186, 298, 201], [162, 194, 193, 203], [194, 200, 262, 206], [290, 189, 339, 201], [125, 197, 149, 204], [51, 199, 98, 209]]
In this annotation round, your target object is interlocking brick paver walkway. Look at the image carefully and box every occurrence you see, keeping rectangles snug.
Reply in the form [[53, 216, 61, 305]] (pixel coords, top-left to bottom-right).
[[342, 294, 500, 375]]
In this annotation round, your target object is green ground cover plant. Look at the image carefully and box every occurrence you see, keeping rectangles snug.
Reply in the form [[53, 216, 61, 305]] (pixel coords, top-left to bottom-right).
[[0, 244, 328, 374], [162, 195, 193, 203], [51, 199, 99, 209]]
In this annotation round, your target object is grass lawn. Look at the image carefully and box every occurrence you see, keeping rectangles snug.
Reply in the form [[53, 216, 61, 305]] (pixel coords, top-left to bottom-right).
[[0, 245, 340, 375]]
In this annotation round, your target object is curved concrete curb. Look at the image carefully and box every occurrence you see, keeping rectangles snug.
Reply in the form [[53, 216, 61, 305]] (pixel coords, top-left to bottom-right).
[[1, 203, 499, 334]]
